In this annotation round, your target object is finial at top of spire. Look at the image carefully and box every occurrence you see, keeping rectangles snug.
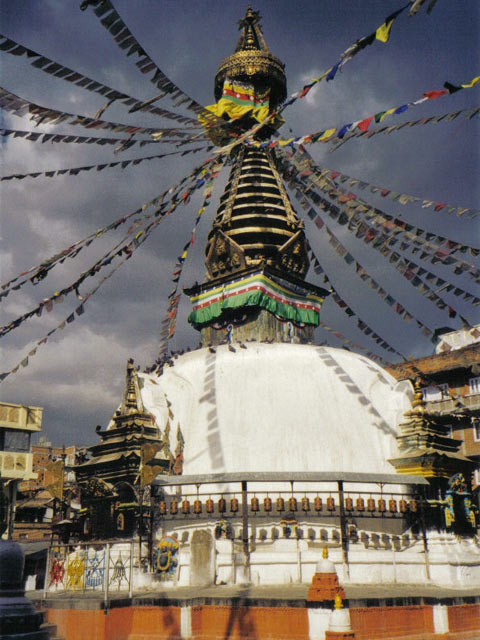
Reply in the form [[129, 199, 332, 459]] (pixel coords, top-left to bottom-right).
[[122, 358, 145, 415], [235, 6, 268, 53]]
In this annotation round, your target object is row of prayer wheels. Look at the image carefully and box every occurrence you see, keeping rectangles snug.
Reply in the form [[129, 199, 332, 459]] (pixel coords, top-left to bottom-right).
[[157, 496, 418, 515]]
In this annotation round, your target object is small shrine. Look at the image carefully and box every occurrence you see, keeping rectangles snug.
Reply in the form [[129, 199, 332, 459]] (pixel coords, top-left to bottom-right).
[[389, 378, 477, 533], [74, 360, 171, 539]]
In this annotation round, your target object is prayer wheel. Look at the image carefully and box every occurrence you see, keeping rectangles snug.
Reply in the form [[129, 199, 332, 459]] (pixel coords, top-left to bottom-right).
[[288, 496, 297, 512], [399, 499, 408, 513], [218, 497, 226, 513], [314, 496, 322, 511], [231, 497, 239, 512], [264, 496, 272, 512], [389, 499, 397, 513], [170, 500, 178, 515], [345, 497, 354, 511], [356, 497, 365, 512], [409, 499, 418, 513], [276, 496, 285, 512], [301, 496, 310, 512], [181, 499, 190, 514], [326, 496, 335, 511], [193, 499, 202, 514], [159, 501, 167, 515], [251, 496, 259, 512], [206, 498, 214, 514], [367, 498, 376, 512], [378, 499, 386, 513]]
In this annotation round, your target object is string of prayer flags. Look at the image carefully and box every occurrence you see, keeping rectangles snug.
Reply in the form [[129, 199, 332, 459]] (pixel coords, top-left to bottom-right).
[[277, 147, 480, 283], [297, 192, 438, 344], [317, 320, 393, 366], [281, 148, 478, 323], [0, 34, 199, 125], [329, 106, 480, 153], [0, 128, 208, 150], [82, 0, 219, 128], [158, 158, 224, 355], [0, 154, 225, 367], [291, 167, 477, 325], [253, 77, 480, 152], [286, 4, 410, 106], [305, 241, 401, 363], [0, 213, 163, 338], [1, 153, 220, 301], [1, 145, 209, 182], [1, 127, 140, 149], [307, 164, 479, 220], [308, 169, 480, 269], [0, 246, 137, 384], [0, 87, 199, 139]]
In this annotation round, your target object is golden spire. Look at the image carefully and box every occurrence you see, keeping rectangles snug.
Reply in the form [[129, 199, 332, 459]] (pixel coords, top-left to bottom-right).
[[214, 7, 286, 110], [412, 377, 426, 411], [122, 359, 144, 415]]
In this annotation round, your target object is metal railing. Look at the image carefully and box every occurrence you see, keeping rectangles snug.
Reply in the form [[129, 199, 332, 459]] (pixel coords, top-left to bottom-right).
[[44, 540, 134, 598]]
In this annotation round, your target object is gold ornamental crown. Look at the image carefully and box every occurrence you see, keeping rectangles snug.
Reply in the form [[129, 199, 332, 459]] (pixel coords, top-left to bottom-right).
[[214, 6, 287, 110]]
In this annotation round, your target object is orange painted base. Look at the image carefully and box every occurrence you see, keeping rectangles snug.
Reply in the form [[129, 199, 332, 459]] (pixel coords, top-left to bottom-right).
[[44, 602, 480, 640], [46, 606, 182, 640], [325, 632, 355, 639]]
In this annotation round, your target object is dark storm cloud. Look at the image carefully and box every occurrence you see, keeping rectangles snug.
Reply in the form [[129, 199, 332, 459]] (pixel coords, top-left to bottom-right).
[[0, 0, 478, 445]]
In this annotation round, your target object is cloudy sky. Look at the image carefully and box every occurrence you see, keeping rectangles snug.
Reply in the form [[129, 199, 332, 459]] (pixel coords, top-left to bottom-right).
[[0, 0, 479, 447]]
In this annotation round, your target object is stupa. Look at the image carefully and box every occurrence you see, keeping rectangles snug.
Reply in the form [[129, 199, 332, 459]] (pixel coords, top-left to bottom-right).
[[74, 6, 479, 593]]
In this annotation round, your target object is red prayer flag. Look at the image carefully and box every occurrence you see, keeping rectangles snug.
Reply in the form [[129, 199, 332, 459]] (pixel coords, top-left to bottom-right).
[[423, 90, 449, 100], [357, 116, 373, 132], [434, 203, 446, 211]]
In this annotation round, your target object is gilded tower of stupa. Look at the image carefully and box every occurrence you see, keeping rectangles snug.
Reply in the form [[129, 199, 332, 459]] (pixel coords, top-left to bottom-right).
[[186, 7, 329, 346]]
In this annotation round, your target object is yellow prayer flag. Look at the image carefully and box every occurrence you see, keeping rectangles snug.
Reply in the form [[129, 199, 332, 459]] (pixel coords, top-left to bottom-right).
[[379, 108, 396, 122], [461, 75, 480, 89], [319, 128, 336, 141], [376, 19, 394, 43], [312, 71, 329, 83], [150, 131, 164, 140], [278, 138, 294, 146]]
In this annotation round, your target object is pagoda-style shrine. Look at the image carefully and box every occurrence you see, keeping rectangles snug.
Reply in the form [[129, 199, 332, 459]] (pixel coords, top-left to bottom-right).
[[74, 360, 170, 538], [390, 378, 477, 533]]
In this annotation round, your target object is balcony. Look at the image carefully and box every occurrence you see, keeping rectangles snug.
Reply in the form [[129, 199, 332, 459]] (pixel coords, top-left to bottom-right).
[[0, 450, 35, 480]]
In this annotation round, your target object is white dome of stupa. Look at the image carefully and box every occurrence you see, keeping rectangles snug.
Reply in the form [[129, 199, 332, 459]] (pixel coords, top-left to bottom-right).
[[135, 343, 412, 476]]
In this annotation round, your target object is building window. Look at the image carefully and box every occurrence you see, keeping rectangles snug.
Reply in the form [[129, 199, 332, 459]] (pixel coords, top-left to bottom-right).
[[473, 418, 480, 442], [0, 429, 31, 452], [474, 469, 480, 489], [422, 383, 449, 402], [468, 377, 480, 395]]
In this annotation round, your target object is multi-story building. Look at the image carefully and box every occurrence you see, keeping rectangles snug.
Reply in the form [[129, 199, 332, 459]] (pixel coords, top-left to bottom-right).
[[386, 326, 480, 493], [13, 440, 81, 542], [0, 400, 42, 538]]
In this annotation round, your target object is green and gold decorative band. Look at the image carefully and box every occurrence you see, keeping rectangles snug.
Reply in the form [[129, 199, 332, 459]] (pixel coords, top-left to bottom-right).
[[188, 273, 324, 327]]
